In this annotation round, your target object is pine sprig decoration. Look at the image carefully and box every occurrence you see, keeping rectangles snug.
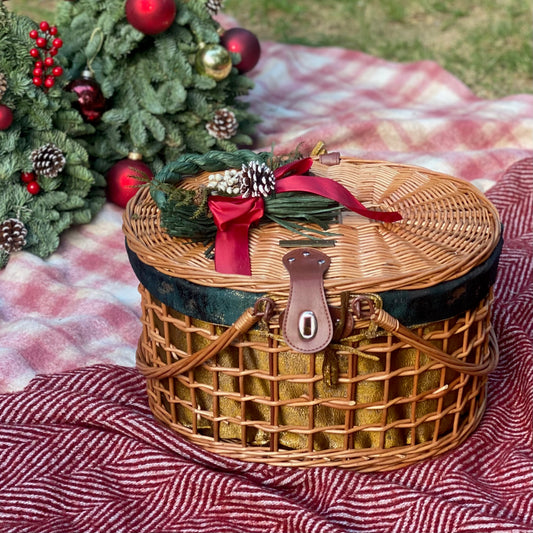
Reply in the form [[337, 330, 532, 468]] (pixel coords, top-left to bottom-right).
[[155, 182, 216, 242], [206, 108, 238, 140], [31, 143, 66, 178], [152, 150, 343, 247]]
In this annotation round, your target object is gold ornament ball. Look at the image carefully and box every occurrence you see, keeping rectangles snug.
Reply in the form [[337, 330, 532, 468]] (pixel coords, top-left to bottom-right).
[[196, 44, 232, 81]]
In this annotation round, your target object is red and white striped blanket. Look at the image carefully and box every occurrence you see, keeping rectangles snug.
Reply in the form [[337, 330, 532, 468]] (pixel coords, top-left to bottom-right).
[[0, 33, 532, 532]]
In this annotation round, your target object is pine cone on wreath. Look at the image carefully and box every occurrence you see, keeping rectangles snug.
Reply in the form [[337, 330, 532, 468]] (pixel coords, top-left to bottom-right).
[[0, 72, 7, 101], [0, 218, 27, 254], [205, 0, 224, 16], [31, 143, 66, 178], [239, 161, 276, 198], [206, 108, 238, 140]]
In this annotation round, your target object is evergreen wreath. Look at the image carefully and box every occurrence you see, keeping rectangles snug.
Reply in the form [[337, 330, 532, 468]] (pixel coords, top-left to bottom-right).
[[0, 5, 105, 268]]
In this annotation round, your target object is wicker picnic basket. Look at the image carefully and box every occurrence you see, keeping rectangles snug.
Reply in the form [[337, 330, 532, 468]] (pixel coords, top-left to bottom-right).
[[123, 151, 502, 471]]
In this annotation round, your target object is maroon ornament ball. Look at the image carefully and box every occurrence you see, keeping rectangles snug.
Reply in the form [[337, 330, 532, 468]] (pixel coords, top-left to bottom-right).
[[66, 70, 106, 123], [106, 153, 153, 208], [220, 27, 261, 73], [125, 0, 177, 35], [0, 105, 14, 130]]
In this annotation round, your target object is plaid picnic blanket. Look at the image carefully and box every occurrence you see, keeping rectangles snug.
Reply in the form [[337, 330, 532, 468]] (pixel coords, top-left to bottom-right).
[[0, 33, 532, 533]]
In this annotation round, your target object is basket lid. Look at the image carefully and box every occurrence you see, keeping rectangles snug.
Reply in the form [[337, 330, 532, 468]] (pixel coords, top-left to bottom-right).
[[123, 155, 501, 299]]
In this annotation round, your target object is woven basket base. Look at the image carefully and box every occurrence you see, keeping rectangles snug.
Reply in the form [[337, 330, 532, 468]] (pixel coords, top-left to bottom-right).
[[143, 383, 489, 471], [136, 284, 497, 471]]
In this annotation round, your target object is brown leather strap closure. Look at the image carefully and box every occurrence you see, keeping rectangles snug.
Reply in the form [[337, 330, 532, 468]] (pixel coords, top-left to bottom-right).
[[281, 248, 333, 354]]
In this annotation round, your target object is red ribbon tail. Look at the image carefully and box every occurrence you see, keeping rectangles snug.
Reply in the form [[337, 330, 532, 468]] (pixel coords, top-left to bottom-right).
[[208, 196, 265, 275], [213, 223, 254, 275], [275, 175, 402, 223]]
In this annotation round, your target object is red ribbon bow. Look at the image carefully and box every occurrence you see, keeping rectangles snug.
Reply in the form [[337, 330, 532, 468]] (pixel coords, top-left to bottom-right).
[[208, 158, 402, 275]]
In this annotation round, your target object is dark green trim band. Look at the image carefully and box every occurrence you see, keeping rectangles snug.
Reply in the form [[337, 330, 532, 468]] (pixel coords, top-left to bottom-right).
[[126, 237, 502, 328]]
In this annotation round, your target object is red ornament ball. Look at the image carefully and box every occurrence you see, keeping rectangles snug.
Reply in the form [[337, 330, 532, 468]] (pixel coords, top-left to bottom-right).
[[0, 105, 14, 130], [125, 0, 177, 35], [106, 154, 153, 208], [21, 172, 35, 184], [66, 71, 106, 123], [27, 181, 41, 195], [220, 27, 261, 73]]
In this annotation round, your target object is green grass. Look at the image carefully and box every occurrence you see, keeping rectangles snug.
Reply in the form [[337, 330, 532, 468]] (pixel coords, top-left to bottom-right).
[[223, 0, 532, 99], [7, 0, 532, 98]]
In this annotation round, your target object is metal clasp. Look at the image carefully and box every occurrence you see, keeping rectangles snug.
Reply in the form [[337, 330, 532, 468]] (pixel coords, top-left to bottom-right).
[[298, 311, 318, 339]]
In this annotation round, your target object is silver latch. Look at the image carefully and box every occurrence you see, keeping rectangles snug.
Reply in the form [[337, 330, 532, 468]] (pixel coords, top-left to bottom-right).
[[298, 311, 318, 339]]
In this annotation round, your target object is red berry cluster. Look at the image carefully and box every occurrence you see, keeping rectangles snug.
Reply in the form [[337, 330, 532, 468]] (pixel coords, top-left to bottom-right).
[[29, 21, 64, 90], [21, 172, 40, 195]]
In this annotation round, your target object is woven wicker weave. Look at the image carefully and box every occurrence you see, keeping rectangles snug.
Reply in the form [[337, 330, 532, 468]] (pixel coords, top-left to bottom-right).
[[124, 156, 501, 471]]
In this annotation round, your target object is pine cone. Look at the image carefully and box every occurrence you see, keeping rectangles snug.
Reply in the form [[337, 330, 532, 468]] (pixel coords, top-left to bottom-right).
[[205, 0, 224, 16], [206, 108, 238, 140], [0, 218, 27, 254], [0, 72, 7, 101], [239, 161, 276, 198], [31, 143, 66, 178]]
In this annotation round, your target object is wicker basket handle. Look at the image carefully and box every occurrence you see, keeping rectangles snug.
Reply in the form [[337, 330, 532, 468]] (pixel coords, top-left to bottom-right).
[[137, 299, 277, 380], [366, 304, 498, 376], [136, 290, 497, 380]]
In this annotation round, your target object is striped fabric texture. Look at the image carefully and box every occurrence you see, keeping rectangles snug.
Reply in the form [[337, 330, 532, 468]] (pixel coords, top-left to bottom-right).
[[0, 33, 532, 532]]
